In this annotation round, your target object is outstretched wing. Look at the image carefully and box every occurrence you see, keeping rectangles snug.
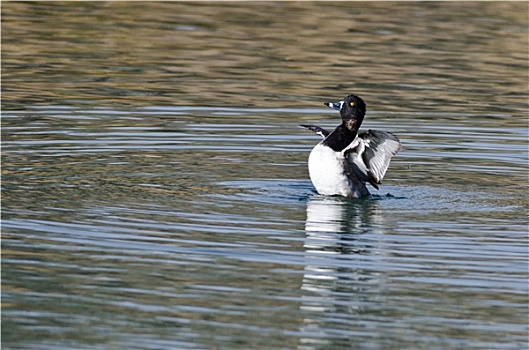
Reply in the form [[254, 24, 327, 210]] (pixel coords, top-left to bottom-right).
[[300, 124, 330, 139], [343, 130, 401, 189]]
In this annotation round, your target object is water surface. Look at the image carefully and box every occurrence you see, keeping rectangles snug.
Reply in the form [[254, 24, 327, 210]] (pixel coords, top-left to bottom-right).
[[2, 2, 528, 350]]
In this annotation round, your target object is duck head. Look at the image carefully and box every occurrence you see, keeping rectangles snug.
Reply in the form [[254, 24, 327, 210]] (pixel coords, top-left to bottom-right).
[[324, 94, 366, 133]]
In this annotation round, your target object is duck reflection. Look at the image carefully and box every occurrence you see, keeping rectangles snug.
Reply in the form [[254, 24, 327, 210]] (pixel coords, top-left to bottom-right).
[[298, 196, 386, 349]]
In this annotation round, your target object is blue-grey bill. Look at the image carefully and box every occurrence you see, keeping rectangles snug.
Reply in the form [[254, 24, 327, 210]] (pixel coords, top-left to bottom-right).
[[324, 101, 344, 111]]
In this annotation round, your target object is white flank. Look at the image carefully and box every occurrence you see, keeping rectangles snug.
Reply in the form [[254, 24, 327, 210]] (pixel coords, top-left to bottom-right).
[[308, 144, 365, 198]]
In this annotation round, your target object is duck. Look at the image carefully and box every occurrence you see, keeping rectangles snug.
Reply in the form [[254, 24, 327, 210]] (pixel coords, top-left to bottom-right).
[[301, 94, 401, 198]]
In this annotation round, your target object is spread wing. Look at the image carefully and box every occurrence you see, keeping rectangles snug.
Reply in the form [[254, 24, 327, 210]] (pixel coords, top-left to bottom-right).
[[343, 130, 401, 189], [300, 124, 330, 139]]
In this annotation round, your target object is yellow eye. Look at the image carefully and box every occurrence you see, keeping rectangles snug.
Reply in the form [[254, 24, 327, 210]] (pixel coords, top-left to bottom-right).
[[349, 101, 355, 107]]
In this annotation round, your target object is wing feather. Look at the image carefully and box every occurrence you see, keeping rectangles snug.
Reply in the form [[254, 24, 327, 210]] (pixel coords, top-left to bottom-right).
[[344, 130, 401, 189], [300, 124, 330, 139]]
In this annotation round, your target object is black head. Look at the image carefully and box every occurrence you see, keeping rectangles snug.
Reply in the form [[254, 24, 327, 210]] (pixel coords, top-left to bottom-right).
[[324, 94, 367, 132]]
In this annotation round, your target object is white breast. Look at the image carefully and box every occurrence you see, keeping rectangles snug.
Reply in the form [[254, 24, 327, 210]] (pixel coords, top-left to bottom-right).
[[308, 144, 361, 197]]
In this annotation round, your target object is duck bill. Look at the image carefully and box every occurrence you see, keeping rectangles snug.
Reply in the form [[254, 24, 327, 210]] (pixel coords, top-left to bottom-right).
[[324, 100, 344, 111]]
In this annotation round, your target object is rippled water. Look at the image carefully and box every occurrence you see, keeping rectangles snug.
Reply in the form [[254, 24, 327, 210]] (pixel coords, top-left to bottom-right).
[[2, 2, 528, 350]]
